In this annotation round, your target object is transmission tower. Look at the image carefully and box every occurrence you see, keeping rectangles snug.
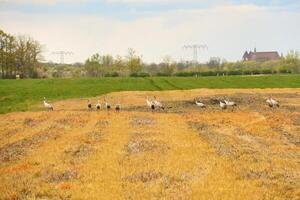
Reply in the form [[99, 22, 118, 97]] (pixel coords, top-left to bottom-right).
[[183, 44, 208, 63], [52, 51, 73, 64]]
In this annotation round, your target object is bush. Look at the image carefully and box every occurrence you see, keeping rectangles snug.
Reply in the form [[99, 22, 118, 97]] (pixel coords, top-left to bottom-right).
[[130, 72, 150, 77], [243, 70, 252, 75], [261, 69, 273, 74], [199, 71, 218, 76], [215, 71, 226, 76], [105, 72, 119, 77], [156, 72, 171, 77], [226, 70, 243, 76], [242, 69, 261, 75], [139, 72, 150, 77], [252, 69, 261, 75], [174, 71, 195, 77], [278, 68, 292, 74]]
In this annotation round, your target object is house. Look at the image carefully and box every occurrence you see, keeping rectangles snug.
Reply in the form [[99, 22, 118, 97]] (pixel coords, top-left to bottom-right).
[[243, 48, 280, 62]]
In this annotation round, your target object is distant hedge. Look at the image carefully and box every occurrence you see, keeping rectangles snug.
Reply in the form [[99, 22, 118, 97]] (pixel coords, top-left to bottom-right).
[[104, 72, 119, 77], [174, 71, 195, 77], [156, 72, 172, 77], [130, 72, 150, 77], [174, 69, 292, 77]]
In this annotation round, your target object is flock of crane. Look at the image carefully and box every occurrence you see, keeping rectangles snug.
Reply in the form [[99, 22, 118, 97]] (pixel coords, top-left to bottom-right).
[[43, 96, 280, 112]]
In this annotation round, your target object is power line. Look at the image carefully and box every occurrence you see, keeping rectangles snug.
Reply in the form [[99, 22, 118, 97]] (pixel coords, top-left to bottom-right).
[[183, 44, 208, 63], [52, 51, 73, 64]]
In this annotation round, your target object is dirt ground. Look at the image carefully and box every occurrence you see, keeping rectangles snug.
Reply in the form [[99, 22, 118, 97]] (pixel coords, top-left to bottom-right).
[[0, 88, 299, 200]]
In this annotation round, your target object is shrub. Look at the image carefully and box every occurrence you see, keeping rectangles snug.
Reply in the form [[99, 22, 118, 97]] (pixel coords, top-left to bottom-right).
[[226, 70, 243, 75], [243, 70, 252, 75], [261, 69, 273, 74], [199, 71, 218, 76], [278, 68, 292, 74], [252, 69, 261, 75], [130, 72, 150, 77], [105, 72, 119, 77], [174, 71, 195, 77], [139, 72, 150, 77], [156, 72, 171, 77]]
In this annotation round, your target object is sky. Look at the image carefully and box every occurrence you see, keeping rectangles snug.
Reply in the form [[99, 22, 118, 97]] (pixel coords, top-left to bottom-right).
[[0, 0, 300, 64]]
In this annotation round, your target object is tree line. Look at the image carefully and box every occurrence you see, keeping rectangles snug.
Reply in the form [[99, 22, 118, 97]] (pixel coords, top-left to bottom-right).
[[1, 28, 300, 79], [43, 50, 300, 78], [82, 50, 300, 77], [0, 29, 42, 79]]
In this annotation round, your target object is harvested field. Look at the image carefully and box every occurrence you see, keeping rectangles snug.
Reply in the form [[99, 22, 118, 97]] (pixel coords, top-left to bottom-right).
[[0, 88, 299, 200]]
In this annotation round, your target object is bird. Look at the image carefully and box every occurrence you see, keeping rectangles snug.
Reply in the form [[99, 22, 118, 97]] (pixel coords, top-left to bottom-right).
[[219, 100, 227, 110], [224, 99, 237, 111], [146, 96, 155, 111], [194, 99, 206, 108], [115, 102, 121, 112], [270, 98, 279, 108], [266, 99, 273, 108], [153, 96, 164, 110], [96, 100, 101, 110], [266, 97, 279, 108], [43, 97, 53, 111], [104, 98, 111, 110], [87, 100, 92, 110]]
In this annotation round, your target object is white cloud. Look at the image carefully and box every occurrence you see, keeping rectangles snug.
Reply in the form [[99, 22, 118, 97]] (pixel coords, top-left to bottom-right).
[[0, 4, 299, 63]]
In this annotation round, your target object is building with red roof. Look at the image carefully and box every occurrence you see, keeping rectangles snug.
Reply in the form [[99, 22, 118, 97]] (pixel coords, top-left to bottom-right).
[[243, 48, 280, 62]]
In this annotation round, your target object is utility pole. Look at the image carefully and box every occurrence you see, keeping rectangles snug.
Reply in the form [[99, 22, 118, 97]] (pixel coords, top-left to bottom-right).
[[183, 44, 208, 64], [52, 51, 73, 64]]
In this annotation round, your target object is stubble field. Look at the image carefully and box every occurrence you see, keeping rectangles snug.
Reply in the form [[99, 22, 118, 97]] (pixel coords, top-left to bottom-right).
[[0, 88, 299, 200]]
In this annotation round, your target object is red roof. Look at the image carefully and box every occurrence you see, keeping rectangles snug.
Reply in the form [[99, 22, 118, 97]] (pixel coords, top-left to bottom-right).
[[243, 51, 280, 61]]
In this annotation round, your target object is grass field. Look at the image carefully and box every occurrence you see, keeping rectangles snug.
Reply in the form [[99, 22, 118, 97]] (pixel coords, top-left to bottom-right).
[[0, 75, 300, 114]]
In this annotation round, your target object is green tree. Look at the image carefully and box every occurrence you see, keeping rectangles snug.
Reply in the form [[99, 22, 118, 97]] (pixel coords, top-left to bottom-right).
[[160, 56, 176, 75], [85, 53, 101, 77], [126, 48, 142, 74], [284, 50, 300, 73], [0, 30, 7, 78], [14, 35, 42, 78], [114, 55, 127, 76]]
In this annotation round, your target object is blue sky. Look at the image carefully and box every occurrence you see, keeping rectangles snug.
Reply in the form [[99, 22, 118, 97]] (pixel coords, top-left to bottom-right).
[[1, 0, 299, 17], [1, 0, 299, 63]]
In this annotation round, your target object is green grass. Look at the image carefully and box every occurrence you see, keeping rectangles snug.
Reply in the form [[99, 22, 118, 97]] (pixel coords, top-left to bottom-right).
[[0, 75, 300, 114]]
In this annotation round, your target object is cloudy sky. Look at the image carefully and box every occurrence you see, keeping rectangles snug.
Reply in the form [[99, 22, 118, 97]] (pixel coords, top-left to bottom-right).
[[0, 0, 299, 63]]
